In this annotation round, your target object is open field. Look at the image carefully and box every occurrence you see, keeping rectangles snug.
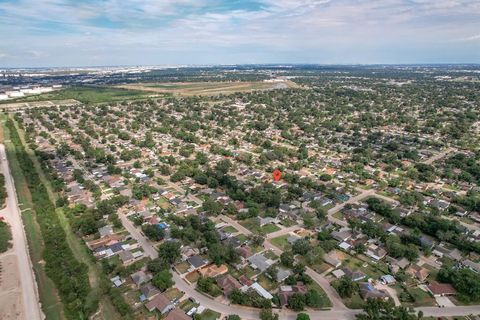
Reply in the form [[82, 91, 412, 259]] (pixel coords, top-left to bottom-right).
[[116, 80, 299, 96], [0, 87, 154, 105]]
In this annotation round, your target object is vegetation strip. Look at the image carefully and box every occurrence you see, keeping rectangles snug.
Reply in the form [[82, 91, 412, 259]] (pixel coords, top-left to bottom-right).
[[6, 118, 92, 319]]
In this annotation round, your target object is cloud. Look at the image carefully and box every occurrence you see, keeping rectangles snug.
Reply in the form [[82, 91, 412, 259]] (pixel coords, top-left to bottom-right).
[[0, 0, 479, 66]]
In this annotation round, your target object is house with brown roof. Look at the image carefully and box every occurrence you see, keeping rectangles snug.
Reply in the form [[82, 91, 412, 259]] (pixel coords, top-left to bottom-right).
[[237, 246, 253, 259], [278, 282, 308, 306], [427, 282, 457, 297], [164, 308, 190, 320], [144, 293, 173, 314], [140, 283, 160, 301], [216, 274, 242, 296], [406, 264, 430, 282]]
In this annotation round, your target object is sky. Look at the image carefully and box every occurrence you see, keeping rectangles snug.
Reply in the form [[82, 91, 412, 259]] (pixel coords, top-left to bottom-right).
[[0, 0, 479, 67]]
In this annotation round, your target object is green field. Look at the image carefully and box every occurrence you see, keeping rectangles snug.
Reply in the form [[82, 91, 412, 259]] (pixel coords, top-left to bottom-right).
[[270, 235, 291, 251], [1, 86, 152, 104]]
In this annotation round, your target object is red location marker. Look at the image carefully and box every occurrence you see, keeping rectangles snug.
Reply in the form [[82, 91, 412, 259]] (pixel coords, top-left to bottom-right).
[[273, 169, 282, 182]]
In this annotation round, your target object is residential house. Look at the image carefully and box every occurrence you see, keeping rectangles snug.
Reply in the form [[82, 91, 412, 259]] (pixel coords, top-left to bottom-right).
[[463, 259, 480, 273], [342, 268, 366, 282], [140, 283, 160, 301], [248, 253, 275, 272], [98, 225, 113, 238], [406, 265, 430, 282], [217, 274, 242, 296], [187, 255, 207, 271], [359, 282, 390, 300], [250, 282, 273, 300], [366, 244, 387, 261], [145, 293, 174, 314], [427, 283, 457, 297], [278, 283, 308, 306], [119, 250, 135, 265], [331, 230, 352, 242], [164, 308, 191, 320], [131, 270, 152, 286]]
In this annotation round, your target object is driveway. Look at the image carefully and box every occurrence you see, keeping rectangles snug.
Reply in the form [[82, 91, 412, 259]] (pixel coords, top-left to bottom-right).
[[435, 296, 455, 307]]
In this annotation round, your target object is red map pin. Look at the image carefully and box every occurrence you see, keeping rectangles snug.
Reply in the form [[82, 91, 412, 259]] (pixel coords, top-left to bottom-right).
[[273, 169, 282, 182]]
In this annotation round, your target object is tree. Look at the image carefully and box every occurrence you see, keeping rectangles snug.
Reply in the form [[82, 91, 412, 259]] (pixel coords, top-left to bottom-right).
[[147, 258, 168, 273], [152, 269, 173, 292], [292, 238, 311, 255], [157, 241, 181, 265], [260, 308, 279, 320], [227, 316, 241, 320], [142, 224, 164, 241], [288, 293, 306, 311], [280, 251, 294, 267], [249, 234, 265, 247], [356, 298, 422, 320], [305, 289, 323, 308], [334, 276, 358, 298], [297, 313, 310, 320]]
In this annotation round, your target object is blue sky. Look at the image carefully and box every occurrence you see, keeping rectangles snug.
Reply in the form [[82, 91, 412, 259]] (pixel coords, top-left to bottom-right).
[[0, 0, 479, 67]]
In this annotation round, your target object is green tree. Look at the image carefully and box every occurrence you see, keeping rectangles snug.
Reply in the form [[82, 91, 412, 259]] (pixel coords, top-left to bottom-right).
[[157, 241, 181, 265], [142, 224, 165, 241], [334, 276, 358, 298], [297, 313, 310, 320], [152, 269, 173, 292], [356, 298, 422, 320], [260, 308, 279, 320]]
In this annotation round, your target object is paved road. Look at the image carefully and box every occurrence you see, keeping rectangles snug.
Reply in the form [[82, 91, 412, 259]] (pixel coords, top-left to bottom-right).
[[0, 144, 43, 320], [266, 225, 302, 239]]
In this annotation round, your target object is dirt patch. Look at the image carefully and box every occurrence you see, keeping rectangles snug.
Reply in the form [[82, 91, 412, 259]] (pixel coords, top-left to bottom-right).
[[116, 80, 299, 96], [0, 254, 25, 320]]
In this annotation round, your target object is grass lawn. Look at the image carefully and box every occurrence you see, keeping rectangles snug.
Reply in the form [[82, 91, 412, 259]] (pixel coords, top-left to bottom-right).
[[332, 211, 344, 220], [175, 261, 190, 274], [270, 235, 291, 251], [257, 274, 278, 291], [343, 292, 365, 309], [179, 300, 199, 312], [200, 309, 221, 320], [222, 226, 238, 234], [186, 271, 200, 283], [306, 281, 333, 308], [263, 250, 278, 260], [309, 262, 332, 275], [239, 218, 261, 234], [2, 86, 152, 104], [279, 218, 296, 227], [164, 288, 184, 301], [407, 287, 436, 307], [260, 224, 281, 234], [236, 234, 248, 243], [341, 254, 385, 279]]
